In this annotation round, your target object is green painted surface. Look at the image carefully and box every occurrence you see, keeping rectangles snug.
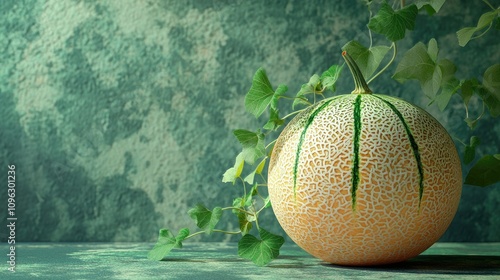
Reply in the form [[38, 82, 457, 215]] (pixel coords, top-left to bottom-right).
[[1, 242, 499, 279], [0, 0, 499, 244]]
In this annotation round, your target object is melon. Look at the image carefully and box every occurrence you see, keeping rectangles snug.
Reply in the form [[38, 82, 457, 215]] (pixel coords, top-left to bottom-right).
[[267, 51, 462, 266]]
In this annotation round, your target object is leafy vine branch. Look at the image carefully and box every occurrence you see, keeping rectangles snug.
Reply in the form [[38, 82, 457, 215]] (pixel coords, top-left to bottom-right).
[[149, 0, 500, 266]]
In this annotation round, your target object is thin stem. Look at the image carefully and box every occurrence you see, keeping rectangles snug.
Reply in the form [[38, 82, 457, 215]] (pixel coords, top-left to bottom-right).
[[256, 200, 269, 214], [282, 109, 305, 120], [465, 98, 486, 130], [316, 92, 326, 100], [482, 0, 495, 10], [186, 231, 206, 239], [477, 100, 486, 121], [391, 0, 398, 9], [401, 0, 405, 8], [279, 95, 299, 100], [212, 229, 242, 235], [464, 103, 470, 119], [453, 136, 467, 147], [367, 5, 373, 48], [258, 174, 267, 184], [257, 192, 266, 201], [254, 214, 260, 230], [470, 102, 486, 127], [221, 206, 255, 216], [265, 139, 277, 150], [472, 22, 493, 40], [367, 42, 397, 84], [239, 177, 247, 199]]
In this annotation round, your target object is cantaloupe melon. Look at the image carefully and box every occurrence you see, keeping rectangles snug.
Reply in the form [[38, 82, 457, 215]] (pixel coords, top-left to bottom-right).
[[267, 51, 462, 266]]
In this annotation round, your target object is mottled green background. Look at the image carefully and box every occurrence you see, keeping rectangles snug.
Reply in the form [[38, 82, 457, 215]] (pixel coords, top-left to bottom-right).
[[1, 0, 499, 243]]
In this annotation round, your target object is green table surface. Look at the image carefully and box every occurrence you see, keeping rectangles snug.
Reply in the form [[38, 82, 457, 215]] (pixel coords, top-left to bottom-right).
[[1, 242, 499, 279]]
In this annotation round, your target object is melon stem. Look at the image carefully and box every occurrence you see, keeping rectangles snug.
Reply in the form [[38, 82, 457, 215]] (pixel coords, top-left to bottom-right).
[[342, 51, 372, 94]]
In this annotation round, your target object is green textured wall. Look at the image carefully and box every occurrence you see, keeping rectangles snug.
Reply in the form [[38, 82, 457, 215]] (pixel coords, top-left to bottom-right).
[[1, 0, 499, 243]]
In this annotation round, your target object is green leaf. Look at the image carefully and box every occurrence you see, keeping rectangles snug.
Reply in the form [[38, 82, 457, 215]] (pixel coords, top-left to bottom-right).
[[254, 157, 267, 175], [147, 228, 190, 260], [457, 9, 500, 47], [368, 2, 418, 42], [320, 64, 344, 91], [292, 88, 311, 109], [416, 0, 446, 15], [464, 136, 480, 164], [477, 86, 500, 118], [263, 196, 271, 208], [271, 84, 288, 110], [307, 74, 322, 92], [460, 79, 478, 107], [238, 228, 285, 266], [188, 204, 222, 234], [434, 85, 455, 111], [292, 74, 325, 109], [393, 42, 432, 83], [222, 152, 245, 184], [234, 129, 260, 149], [176, 228, 190, 242], [434, 59, 459, 111], [342, 41, 390, 80], [244, 170, 256, 185], [244, 158, 267, 184], [427, 38, 438, 62], [456, 27, 476, 47], [464, 141, 477, 158], [233, 130, 266, 164], [483, 64, 500, 115], [222, 167, 237, 184], [245, 68, 275, 118], [439, 59, 457, 81], [233, 194, 252, 211], [263, 108, 284, 131], [423, 65, 442, 98], [470, 135, 480, 147], [465, 117, 479, 130], [477, 9, 499, 30], [483, 64, 500, 94], [496, 17, 500, 30], [232, 193, 255, 236], [234, 152, 245, 178], [294, 75, 321, 102], [236, 212, 253, 236], [250, 183, 259, 196], [465, 154, 500, 187], [393, 41, 440, 98]]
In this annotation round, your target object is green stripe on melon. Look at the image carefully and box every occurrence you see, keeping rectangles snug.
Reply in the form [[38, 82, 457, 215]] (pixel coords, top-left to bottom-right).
[[372, 95, 425, 208], [351, 94, 362, 211], [293, 96, 342, 200]]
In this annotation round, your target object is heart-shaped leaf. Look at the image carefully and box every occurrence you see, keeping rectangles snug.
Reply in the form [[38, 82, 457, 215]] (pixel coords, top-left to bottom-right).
[[238, 228, 284, 266]]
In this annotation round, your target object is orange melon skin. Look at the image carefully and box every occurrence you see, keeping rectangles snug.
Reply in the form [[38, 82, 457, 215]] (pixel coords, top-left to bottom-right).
[[268, 94, 462, 266]]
